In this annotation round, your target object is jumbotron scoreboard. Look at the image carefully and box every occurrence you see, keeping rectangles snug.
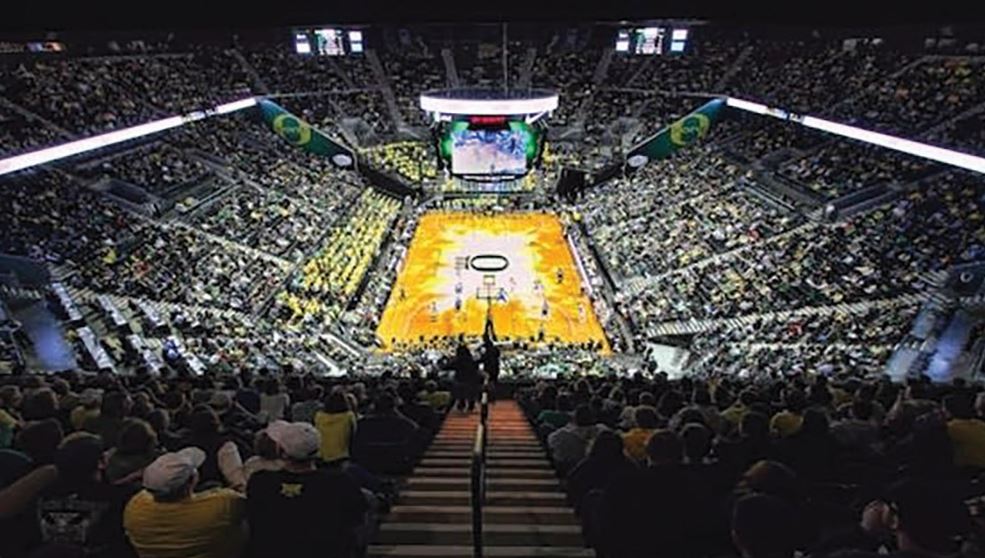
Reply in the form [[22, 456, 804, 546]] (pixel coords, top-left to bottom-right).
[[420, 89, 557, 181]]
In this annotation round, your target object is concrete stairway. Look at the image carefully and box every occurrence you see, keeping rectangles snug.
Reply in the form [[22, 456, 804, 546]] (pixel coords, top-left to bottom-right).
[[368, 401, 590, 557]]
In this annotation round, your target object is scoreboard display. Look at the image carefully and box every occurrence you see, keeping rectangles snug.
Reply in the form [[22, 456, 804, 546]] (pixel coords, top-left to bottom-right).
[[293, 28, 364, 56], [615, 27, 689, 55]]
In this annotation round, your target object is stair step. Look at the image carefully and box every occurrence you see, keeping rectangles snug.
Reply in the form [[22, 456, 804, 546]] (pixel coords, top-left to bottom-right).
[[412, 467, 556, 479], [376, 523, 583, 546], [406, 477, 559, 490], [487, 459, 551, 469], [387, 505, 577, 524], [368, 545, 594, 557], [400, 490, 567, 506]]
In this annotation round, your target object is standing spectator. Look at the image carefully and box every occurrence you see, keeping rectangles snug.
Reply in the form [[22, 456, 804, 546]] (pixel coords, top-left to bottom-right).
[[448, 341, 480, 413], [123, 447, 247, 558], [246, 421, 368, 558]]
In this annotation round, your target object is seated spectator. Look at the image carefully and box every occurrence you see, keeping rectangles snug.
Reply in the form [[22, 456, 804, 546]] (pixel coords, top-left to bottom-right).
[[0, 449, 52, 556], [123, 447, 247, 558], [179, 406, 234, 488], [731, 494, 800, 558], [831, 400, 882, 455], [548, 404, 607, 474], [722, 389, 758, 431], [397, 382, 437, 434], [259, 379, 290, 423], [82, 391, 132, 450], [246, 421, 368, 558], [771, 388, 807, 439], [351, 394, 419, 474], [537, 393, 574, 435], [943, 392, 985, 471], [16, 419, 64, 466], [290, 385, 323, 425], [69, 388, 103, 436], [812, 478, 971, 558], [565, 430, 636, 514], [106, 419, 162, 485], [622, 407, 660, 463], [717, 411, 774, 481], [210, 392, 263, 438], [38, 432, 139, 557], [420, 380, 451, 410], [314, 390, 357, 465], [775, 408, 839, 482], [598, 429, 710, 557]]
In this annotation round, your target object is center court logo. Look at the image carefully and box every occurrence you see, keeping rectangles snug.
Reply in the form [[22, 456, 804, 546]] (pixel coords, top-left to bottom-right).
[[464, 254, 510, 273]]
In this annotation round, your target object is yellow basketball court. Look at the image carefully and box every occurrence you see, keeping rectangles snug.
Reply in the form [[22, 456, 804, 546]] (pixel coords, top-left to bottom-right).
[[376, 212, 609, 352]]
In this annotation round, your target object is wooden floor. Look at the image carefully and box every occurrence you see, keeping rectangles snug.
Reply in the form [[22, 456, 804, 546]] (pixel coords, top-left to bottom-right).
[[375, 212, 609, 353]]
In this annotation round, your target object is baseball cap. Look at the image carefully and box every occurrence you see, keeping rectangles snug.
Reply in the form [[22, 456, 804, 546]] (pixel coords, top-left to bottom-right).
[[142, 447, 206, 494], [266, 421, 320, 461]]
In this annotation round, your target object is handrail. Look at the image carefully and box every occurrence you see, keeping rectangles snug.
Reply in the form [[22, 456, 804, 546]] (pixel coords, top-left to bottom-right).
[[470, 391, 490, 558]]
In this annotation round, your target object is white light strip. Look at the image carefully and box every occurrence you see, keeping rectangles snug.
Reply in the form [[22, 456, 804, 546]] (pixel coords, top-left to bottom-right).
[[800, 116, 985, 174], [214, 97, 258, 115], [420, 94, 558, 116], [0, 97, 257, 177], [724, 97, 771, 115], [725, 96, 985, 174]]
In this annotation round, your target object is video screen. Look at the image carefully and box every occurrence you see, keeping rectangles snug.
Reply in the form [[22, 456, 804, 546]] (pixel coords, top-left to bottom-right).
[[451, 130, 527, 175], [314, 29, 345, 56]]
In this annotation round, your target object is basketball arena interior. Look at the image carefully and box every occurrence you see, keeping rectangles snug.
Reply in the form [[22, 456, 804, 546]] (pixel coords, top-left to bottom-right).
[[1, 10, 985, 558]]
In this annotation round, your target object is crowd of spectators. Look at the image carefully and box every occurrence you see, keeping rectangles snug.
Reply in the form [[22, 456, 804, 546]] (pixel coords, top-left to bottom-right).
[[618, 168, 984, 332], [520, 371, 985, 557], [779, 140, 941, 198], [361, 141, 438, 183], [75, 142, 210, 198], [0, 49, 251, 137], [189, 185, 339, 260], [273, 189, 401, 327], [577, 150, 800, 281], [0, 368, 457, 558], [0, 107, 67, 157], [829, 57, 985, 138]]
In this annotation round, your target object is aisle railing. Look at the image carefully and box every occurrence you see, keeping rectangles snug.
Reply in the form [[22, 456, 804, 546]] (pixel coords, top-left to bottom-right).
[[470, 391, 490, 558]]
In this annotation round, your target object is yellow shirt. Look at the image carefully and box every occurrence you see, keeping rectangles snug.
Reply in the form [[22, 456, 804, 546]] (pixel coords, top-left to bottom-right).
[[622, 428, 655, 463], [720, 404, 748, 428], [70, 406, 100, 431], [423, 391, 451, 410], [770, 411, 804, 438], [124, 489, 246, 558], [947, 419, 985, 469], [314, 410, 356, 463]]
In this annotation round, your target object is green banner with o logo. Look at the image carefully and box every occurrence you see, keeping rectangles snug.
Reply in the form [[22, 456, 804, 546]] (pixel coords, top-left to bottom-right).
[[257, 99, 355, 169]]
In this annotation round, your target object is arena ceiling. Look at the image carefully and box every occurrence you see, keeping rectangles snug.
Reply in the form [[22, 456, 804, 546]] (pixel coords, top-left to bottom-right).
[[5, 0, 983, 32]]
